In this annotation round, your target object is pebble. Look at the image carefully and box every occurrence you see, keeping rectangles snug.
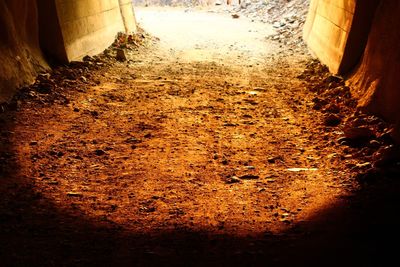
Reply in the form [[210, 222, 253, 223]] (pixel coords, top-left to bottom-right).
[[67, 192, 83, 197], [287, 168, 318, 172], [343, 126, 375, 141], [94, 149, 106, 156], [324, 114, 341, 127], [239, 174, 260, 180], [226, 176, 241, 184], [245, 165, 256, 170], [116, 49, 127, 62]]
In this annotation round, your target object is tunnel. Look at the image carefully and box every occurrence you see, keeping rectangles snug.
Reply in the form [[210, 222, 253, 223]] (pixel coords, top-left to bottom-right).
[[0, 0, 399, 266]]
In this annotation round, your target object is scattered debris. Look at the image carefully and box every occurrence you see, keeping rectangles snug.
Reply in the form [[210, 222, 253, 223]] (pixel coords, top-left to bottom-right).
[[287, 168, 318, 172]]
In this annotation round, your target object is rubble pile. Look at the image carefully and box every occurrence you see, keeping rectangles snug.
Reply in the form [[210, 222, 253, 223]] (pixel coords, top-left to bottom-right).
[[1, 28, 153, 111], [229, 0, 310, 48], [299, 59, 400, 186]]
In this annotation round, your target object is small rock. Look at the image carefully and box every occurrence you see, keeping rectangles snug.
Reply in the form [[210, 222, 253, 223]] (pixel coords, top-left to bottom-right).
[[90, 110, 99, 117], [67, 192, 83, 197], [223, 122, 237, 127], [37, 83, 54, 94], [232, 14, 240, 19], [116, 49, 127, 62], [355, 162, 372, 169], [324, 114, 341, 126], [83, 55, 94, 62], [343, 126, 375, 143], [312, 97, 328, 110], [267, 156, 281, 163], [373, 145, 400, 167], [280, 218, 291, 224], [287, 168, 318, 172], [368, 139, 381, 148], [125, 137, 141, 144], [140, 206, 156, 213], [324, 103, 341, 114], [94, 149, 106, 156], [239, 175, 259, 180], [226, 176, 241, 184], [324, 75, 343, 84], [245, 166, 256, 170]]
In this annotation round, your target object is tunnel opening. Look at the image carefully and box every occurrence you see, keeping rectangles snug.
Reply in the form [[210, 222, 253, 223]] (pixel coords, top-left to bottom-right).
[[1, 1, 400, 266]]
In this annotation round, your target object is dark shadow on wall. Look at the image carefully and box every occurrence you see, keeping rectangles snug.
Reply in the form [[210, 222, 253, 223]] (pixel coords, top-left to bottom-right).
[[340, 0, 381, 74], [37, 0, 69, 65], [1, 98, 399, 267]]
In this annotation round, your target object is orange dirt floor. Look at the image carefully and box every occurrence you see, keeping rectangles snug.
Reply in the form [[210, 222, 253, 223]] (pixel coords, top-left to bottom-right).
[[1, 7, 399, 267]]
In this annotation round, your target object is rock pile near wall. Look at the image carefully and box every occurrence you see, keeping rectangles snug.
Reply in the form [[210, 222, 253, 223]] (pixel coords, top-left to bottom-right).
[[349, 0, 400, 141], [304, 0, 400, 143], [0, 0, 137, 104]]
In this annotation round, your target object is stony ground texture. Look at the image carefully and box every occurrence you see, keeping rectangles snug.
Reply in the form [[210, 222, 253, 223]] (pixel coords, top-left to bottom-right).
[[1, 6, 399, 267]]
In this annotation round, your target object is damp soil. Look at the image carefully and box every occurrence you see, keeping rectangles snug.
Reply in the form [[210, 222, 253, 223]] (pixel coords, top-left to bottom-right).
[[1, 7, 399, 267]]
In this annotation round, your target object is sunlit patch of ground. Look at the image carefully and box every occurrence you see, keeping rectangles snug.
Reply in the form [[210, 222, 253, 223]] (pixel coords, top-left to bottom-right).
[[11, 7, 356, 237]]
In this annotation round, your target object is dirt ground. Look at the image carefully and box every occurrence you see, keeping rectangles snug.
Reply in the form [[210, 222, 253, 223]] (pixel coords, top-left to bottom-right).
[[1, 7, 399, 267]]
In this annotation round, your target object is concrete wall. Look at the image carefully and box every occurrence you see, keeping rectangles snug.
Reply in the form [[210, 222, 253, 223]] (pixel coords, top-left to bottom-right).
[[38, 0, 68, 63], [305, 0, 400, 140], [303, 0, 379, 74], [0, 0, 137, 103], [39, 0, 137, 63], [0, 0, 48, 102], [52, 0, 137, 62], [120, 0, 139, 33], [349, 0, 400, 133]]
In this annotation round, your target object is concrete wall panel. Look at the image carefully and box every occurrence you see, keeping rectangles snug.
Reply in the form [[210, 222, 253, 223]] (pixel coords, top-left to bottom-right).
[[55, 0, 137, 62], [1, 0, 138, 102], [0, 0, 48, 102], [303, 0, 379, 74], [303, 0, 356, 74], [349, 0, 400, 132], [119, 0, 138, 33]]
